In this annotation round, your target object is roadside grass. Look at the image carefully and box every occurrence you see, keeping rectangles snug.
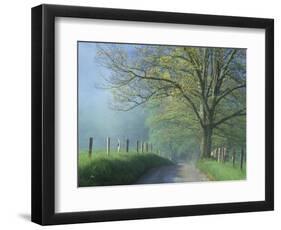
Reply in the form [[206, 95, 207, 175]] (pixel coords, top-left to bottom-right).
[[197, 159, 246, 181], [78, 151, 173, 187]]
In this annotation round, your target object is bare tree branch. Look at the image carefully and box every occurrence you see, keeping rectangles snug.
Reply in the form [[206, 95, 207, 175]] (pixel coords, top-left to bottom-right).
[[213, 84, 246, 107], [218, 49, 237, 81], [213, 108, 246, 128]]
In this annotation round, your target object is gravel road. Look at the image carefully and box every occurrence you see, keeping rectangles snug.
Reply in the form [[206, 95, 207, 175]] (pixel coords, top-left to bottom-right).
[[135, 163, 209, 184]]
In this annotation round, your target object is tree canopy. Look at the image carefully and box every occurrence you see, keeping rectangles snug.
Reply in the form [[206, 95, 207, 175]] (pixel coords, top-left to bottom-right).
[[96, 44, 246, 159]]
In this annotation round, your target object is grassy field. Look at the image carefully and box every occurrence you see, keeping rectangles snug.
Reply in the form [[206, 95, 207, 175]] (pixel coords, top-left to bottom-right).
[[197, 159, 246, 181], [78, 151, 173, 187]]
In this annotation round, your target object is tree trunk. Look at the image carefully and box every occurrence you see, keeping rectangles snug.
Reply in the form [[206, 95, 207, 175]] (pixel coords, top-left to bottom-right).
[[201, 126, 213, 158], [232, 148, 236, 167]]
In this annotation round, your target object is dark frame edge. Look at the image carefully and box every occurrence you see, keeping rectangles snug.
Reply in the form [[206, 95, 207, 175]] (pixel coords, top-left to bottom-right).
[[31, 5, 43, 225], [45, 200, 272, 225], [265, 19, 274, 211], [31, 4, 57, 225]]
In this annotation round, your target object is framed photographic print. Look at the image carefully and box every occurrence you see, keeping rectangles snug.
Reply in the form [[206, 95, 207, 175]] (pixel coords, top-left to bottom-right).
[[31, 4, 274, 225]]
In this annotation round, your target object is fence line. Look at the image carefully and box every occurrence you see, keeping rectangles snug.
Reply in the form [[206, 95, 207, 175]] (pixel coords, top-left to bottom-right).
[[87, 137, 157, 156], [211, 146, 245, 171]]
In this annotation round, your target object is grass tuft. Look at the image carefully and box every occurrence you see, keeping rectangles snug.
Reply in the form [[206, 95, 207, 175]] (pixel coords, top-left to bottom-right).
[[78, 152, 173, 187], [197, 159, 246, 181]]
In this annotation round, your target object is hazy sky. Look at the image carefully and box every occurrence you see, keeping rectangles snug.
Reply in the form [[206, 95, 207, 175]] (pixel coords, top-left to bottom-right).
[[78, 42, 148, 151]]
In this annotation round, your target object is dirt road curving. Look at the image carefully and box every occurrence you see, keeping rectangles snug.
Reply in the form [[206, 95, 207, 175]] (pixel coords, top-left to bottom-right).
[[135, 163, 209, 184]]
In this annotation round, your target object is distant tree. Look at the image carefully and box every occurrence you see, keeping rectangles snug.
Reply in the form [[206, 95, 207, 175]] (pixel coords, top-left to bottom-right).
[[97, 45, 246, 158]]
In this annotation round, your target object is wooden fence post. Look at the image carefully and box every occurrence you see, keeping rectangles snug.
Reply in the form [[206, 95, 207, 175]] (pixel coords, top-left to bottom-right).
[[217, 148, 221, 162], [222, 147, 226, 163], [126, 139, 129, 152], [117, 139, 120, 153], [215, 148, 218, 159], [106, 137, 110, 155], [232, 148, 236, 167], [141, 141, 144, 153], [146, 143, 148, 152], [136, 140, 139, 153], [240, 147, 244, 170], [88, 137, 93, 158]]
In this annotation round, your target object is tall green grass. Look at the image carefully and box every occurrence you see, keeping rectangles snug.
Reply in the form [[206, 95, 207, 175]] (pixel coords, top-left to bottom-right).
[[78, 152, 173, 187], [197, 159, 246, 181]]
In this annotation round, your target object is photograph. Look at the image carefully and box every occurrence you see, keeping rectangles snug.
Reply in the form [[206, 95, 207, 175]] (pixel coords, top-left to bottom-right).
[[78, 42, 247, 187]]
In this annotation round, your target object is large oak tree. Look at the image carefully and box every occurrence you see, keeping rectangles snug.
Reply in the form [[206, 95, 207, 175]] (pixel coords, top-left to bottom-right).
[[97, 45, 246, 158]]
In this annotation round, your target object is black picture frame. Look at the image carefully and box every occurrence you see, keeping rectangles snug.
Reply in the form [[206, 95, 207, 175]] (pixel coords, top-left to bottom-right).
[[31, 4, 274, 225]]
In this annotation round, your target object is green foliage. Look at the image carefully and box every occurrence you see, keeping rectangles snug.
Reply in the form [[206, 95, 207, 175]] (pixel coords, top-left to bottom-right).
[[145, 97, 200, 161], [97, 44, 246, 158], [78, 152, 173, 186], [197, 159, 246, 181]]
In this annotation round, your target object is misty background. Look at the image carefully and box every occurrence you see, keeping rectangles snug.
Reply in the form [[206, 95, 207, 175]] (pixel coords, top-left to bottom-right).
[[78, 42, 149, 151]]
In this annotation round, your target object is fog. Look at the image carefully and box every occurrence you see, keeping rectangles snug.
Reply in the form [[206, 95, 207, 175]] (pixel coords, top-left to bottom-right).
[[78, 42, 149, 151]]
